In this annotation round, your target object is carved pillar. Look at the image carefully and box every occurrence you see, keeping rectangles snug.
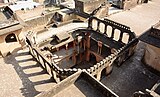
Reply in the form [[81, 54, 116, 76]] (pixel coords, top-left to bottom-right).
[[97, 41, 102, 54], [119, 31, 123, 42], [83, 40, 86, 50], [85, 32, 91, 61], [111, 27, 115, 39], [97, 21, 100, 31], [73, 40, 76, 50], [80, 41, 82, 48], [104, 25, 108, 35], [86, 33, 91, 49], [79, 53, 83, 62], [72, 51, 77, 64], [77, 36, 82, 53], [86, 50, 90, 62], [97, 71, 102, 80], [65, 43, 68, 55]]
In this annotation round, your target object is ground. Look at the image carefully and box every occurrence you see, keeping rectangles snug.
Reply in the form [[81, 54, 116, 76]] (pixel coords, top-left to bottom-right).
[[101, 42, 160, 97], [0, 48, 56, 97]]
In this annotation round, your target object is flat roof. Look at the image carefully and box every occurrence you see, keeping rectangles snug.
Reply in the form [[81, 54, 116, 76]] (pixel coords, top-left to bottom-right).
[[139, 28, 160, 48], [0, 23, 23, 35]]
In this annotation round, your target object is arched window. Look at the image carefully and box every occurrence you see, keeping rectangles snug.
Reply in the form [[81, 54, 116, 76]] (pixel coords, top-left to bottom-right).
[[53, 12, 62, 22], [5, 33, 17, 43]]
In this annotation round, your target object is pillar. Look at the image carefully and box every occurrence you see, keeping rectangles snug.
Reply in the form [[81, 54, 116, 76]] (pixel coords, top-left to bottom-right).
[[72, 51, 77, 64], [106, 65, 113, 75], [85, 32, 91, 61], [97, 41, 102, 54], [65, 43, 68, 55]]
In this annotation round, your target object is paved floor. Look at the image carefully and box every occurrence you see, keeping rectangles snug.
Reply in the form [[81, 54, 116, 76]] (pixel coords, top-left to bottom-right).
[[0, 48, 56, 97], [101, 42, 160, 97]]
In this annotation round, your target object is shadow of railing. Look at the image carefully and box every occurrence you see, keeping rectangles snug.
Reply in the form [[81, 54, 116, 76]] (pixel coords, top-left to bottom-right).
[[4, 49, 56, 97]]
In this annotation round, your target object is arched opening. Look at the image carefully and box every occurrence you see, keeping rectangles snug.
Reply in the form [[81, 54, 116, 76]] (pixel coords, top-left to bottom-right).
[[106, 26, 112, 37], [5, 33, 17, 43], [122, 33, 129, 44], [92, 19, 98, 31], [89, 53, 97, 64], [99, 23, 105, 33], [114, 29, 121, 41], [101, 68, 106, 79], [53, 12, 63, 22]]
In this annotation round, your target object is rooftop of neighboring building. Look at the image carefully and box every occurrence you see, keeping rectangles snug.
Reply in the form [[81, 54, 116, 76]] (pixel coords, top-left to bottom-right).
[[0, 6, 23, 35], [107, 0, 160, 36], [139, 21, 160, 48]]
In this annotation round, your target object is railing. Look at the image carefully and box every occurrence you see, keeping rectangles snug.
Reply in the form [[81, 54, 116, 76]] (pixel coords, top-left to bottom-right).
[[88, 17, 138, 66], [88, 17, 135, 44]]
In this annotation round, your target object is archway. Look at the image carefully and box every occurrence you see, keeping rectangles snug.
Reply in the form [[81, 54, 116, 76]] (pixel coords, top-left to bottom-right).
[[5, 33, 17, 43], [89, 53, 97, 64]]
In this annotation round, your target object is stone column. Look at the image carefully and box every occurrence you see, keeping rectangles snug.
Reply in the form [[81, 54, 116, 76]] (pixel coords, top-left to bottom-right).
[[97, 41, 102, 54], [65, 43, 68, 55], [85, 32, 91, 61], [86, 33, 91, 49], [72, 51, 77, 64]]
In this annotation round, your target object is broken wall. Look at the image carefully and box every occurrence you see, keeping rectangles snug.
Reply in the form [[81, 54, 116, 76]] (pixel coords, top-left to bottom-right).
[[74, 0, 106, 14], [23, 12, 54, 32], [143, 43, 160, 72], [0, 29, 22, 57]]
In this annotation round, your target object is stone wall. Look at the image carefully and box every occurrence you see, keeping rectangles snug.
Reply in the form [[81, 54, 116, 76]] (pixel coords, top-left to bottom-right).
[[23, 12, 55, 32], [143, 44, 160, 72], [0, 29, 22, 57], [74, 0, 106, 14]]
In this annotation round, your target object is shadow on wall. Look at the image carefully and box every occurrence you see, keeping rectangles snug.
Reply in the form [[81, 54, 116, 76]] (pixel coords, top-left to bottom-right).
[[4, 49, 56, 97]]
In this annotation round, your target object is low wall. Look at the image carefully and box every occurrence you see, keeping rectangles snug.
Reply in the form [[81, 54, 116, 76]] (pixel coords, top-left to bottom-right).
[[143, 44, 160, 72], [23, 12, 55, 32]]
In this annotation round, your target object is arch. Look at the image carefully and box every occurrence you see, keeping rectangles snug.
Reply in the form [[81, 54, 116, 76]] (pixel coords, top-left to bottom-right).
[[106, 26, 112, 37], [100, 68, 106, 79], [114, 29, 121, 41], [89, 53, 97, 64], [5, 33, 17, 43], [53, 12, 63, 22], [122, 33, 129, 44], [99, 23, 105, 33], [92, 19, 98, 31]]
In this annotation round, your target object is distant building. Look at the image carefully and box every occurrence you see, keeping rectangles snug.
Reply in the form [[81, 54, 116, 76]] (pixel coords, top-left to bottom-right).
[[0, 6, 24, 56], [111, 0, 148, 10], [1, 0, 17, 3], [139, 22, 160, 72], [44, 0, 66, 5], [74, 0, 107, 14]]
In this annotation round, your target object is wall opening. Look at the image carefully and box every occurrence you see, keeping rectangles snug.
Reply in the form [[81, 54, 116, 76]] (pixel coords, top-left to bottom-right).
[[5, 33, 17, 43], [89, 53, 97, 64]]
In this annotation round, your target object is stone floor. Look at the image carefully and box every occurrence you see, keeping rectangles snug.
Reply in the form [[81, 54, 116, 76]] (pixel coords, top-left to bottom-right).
[[0, 48, 56, 97], [101, 42, 160, 97]]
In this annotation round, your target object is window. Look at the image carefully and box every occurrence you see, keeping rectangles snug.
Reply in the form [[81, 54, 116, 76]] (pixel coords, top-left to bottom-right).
[[5, 33, 17, 43]]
